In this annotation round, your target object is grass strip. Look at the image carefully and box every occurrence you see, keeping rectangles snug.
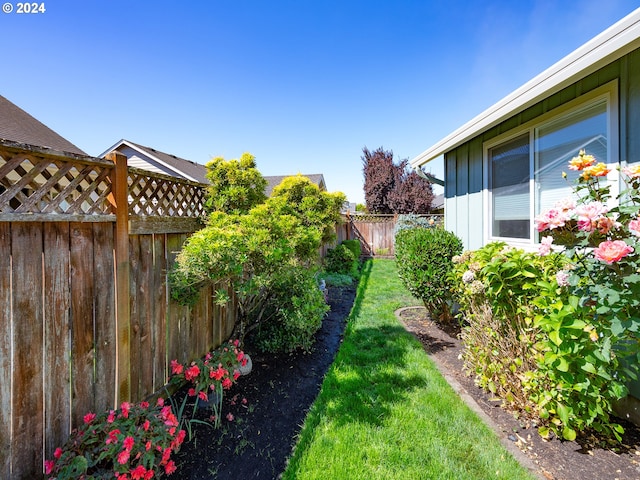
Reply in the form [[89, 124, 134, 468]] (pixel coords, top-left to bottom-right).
[[282, 258, 537, 480]]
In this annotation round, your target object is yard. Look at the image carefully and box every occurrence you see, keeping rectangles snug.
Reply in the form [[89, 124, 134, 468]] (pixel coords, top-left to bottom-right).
[[170, 258, 538, 479]]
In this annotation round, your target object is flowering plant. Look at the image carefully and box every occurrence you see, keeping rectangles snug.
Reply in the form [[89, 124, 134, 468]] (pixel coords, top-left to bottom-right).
[[532, 150, 640, 441], [168, 339, 248, 427], [45, 399, 185, 479]]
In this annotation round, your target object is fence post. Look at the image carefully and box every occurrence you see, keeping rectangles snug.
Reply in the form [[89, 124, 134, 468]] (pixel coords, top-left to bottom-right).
[[106, 151, 131, 405]]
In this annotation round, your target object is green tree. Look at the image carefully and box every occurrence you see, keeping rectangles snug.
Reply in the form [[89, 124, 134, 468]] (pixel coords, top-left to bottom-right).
[[204, 153, 267, 214], [170, 176, 345, 347]]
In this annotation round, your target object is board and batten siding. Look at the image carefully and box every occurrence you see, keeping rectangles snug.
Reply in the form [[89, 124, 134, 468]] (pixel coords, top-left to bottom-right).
[[444, 47, 640, 251]]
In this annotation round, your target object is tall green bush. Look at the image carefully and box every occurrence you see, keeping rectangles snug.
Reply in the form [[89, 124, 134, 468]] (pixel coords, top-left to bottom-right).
[[253, 266, 329, 353], [324, 244, 356, 276], [395, 227, 462, 320]]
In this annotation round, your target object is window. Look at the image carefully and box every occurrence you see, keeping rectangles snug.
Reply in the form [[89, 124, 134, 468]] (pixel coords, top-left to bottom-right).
[[486, 82, 617, 244]]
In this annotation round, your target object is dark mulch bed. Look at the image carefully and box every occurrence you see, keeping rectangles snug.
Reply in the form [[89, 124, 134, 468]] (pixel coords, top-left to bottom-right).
[[398, 305, 640, 480], [170, 284, 357, 479]]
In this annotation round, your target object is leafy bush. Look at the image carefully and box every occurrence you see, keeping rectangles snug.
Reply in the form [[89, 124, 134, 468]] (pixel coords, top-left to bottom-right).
[[395, 227, 462, 320], [531, 150, 640, 441], [46, 400, 185, 479], [341, 239, 362, 259], [324, 244, 357, 276], [452, 243, 565, 413], [253, 266, 329, 353]]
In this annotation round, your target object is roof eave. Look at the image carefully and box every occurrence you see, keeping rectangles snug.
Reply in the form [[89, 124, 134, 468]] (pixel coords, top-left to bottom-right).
[[411, 7, 640, 168]]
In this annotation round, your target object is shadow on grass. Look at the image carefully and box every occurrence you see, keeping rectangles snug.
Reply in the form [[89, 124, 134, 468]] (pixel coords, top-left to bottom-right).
[[304, 259, 428, 428]]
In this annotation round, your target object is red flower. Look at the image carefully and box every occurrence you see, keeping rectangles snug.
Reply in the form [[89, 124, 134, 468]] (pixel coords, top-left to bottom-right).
[[188, 387, 196, 397], [44, 459, 55, 475], [143, 419, 150, 431], [117, 449, 130, 465], [107, 410, 117, 423], [165, 460, 177, 475], [120, 402, 131, 419], [198, 391, 208, 402], [54, 447, 63, 459], [123, 436, 135, 451], [106, 428, 121, 445], [170, 359, 183, 375], [185, 364, 200, 381], [157, 397, 165, 407], [222, 378, 232, 389], [83, 412, 96, 424], [210, 365, 226, 381], [130, 465, 147, 479]]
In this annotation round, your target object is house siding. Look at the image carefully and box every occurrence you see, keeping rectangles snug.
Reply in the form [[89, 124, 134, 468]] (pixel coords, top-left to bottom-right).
[[444, 47, 640, 250]]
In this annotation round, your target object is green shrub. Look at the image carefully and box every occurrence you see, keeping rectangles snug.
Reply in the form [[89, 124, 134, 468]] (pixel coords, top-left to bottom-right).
[[324, 244, 356, 276], [452, 243, 565, 413], [395, 227, 462, 320], [252, 266, 329, 353], [341, 239, 362, 259]]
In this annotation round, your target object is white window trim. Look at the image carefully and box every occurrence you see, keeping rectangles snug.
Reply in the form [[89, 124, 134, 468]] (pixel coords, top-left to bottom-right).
[[482, 80, 619, 249]]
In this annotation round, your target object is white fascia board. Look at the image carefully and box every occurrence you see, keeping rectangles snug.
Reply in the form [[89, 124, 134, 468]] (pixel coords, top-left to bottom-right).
[[411, 7, 640, 168], [100, 139, 199, 182]]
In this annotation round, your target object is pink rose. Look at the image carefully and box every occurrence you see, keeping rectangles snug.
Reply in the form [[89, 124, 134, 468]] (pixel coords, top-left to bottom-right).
[[629, 218, 640, 236], [593, 240, 634, 264], [538, 236, 553, 256]]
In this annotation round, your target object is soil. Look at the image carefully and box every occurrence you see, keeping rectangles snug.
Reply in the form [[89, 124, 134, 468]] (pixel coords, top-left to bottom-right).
[[171, 284, 357, 479], [171, 287, 640, 480]]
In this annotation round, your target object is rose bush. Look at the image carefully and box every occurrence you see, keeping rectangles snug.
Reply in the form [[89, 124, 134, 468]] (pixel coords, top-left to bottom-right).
[[532, 150, 640, 441]]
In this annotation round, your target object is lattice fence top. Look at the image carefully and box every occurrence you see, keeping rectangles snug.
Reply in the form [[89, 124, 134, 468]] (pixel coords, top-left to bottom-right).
[[347, 213, 397, 223], [128, 167, 207, 217], [0, 143, 114, 216]]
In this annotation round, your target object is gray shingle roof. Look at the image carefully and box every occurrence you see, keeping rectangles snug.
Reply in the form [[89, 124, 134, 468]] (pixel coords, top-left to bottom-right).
[[264, 174, 326, 197], [0, 95, 87, 155]]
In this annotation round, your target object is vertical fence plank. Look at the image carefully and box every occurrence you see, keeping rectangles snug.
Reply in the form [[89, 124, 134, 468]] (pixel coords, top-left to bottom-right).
[[93, 223, 116, 412], [129, 234, 142, 400], [11, 222, 44, 477], [166, 233, 190, 363], [138, 234, 154, 398], [70, 222, 96, 427], [152, 234, 167, 391], [0, 223, 12, 478], [43, 222, 72, 460]]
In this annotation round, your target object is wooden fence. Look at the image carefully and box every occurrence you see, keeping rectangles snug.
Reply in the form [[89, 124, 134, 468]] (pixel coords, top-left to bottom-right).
[[0, 141, 235, 479], [338, 213, 444, 257]]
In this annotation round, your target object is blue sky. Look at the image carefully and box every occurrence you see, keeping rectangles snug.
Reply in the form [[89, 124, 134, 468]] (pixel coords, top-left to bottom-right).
[[2, 1, 639, 203]]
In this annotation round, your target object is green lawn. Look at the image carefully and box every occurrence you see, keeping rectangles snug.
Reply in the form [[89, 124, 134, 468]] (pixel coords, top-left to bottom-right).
[[282, 258, 536, 480]]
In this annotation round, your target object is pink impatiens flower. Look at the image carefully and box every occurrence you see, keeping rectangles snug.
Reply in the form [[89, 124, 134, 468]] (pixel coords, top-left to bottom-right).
[[83, 412, 96, 424], [593, 240, 634, 264]]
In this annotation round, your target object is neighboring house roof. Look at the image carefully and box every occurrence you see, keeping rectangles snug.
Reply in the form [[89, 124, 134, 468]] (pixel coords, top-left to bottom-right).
[[99, 139, 209, 183], [0, 95, 87, 155], [411, 7, 640, 168], [431, 193, 444, 211], [264, 174, 326, 197]]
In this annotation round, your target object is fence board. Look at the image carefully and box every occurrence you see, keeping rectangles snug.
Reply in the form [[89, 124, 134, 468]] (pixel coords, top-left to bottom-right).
[[128, 234, 142, 400], [0, 223, 12, 478], [152, 234, 167, 392], [93, 223, 116, 412], [43, 222, 72, 460], [138, 234, 155, 399], [70, 222, 96, 427], [11, 222, 44, 477]]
